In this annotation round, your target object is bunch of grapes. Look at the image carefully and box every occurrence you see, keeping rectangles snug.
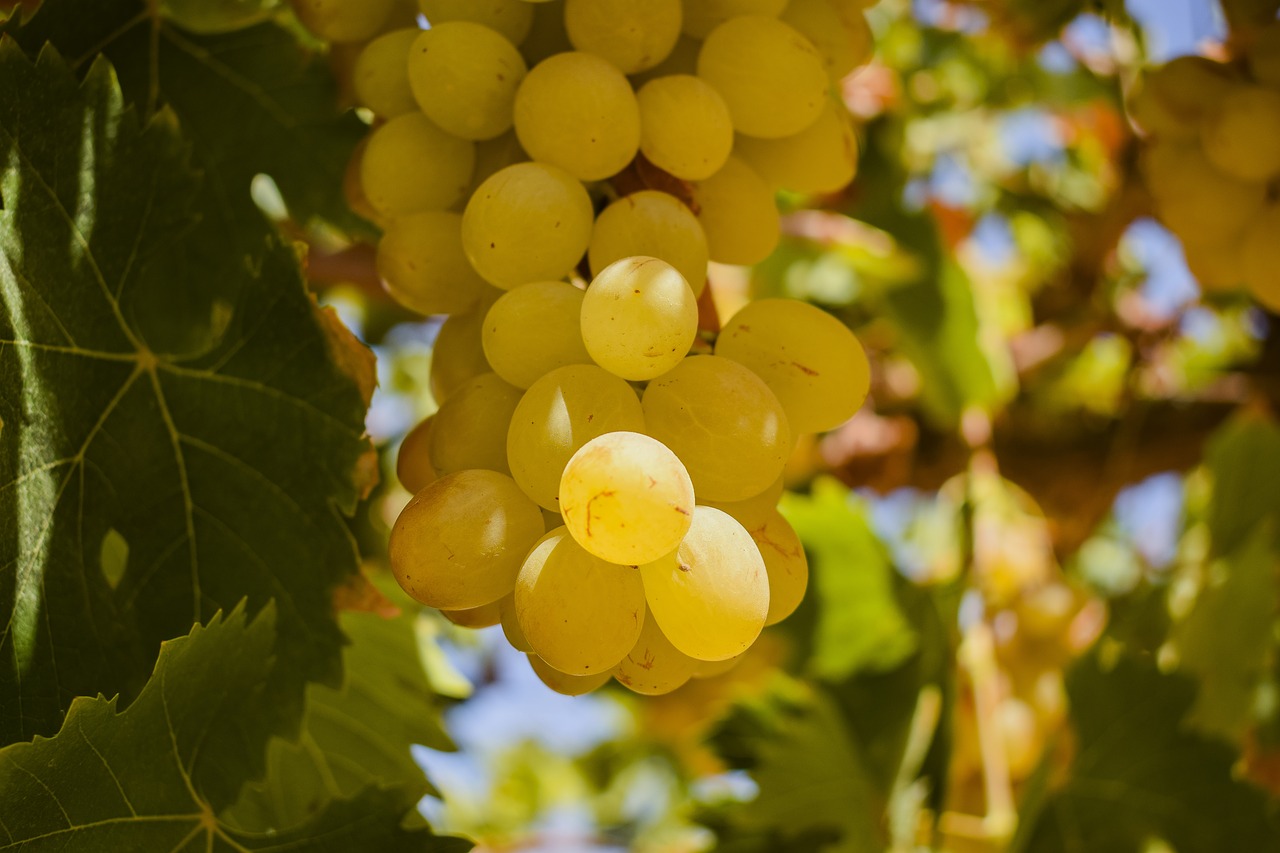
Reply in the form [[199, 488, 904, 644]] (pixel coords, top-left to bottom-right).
[[296, 0, 875, 696], [1130, 23, 1280, 311]]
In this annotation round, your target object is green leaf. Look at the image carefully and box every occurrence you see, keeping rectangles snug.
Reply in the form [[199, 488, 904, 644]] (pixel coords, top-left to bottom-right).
[[0, 42, 373, 743], [781, 480, 918, 682], [224, 604, 455, 832], [1015, 650, 1280, 853], [0, 604, 472, 852], [1174, 522, 1279, 743], [1204, 412, 1280, 555]]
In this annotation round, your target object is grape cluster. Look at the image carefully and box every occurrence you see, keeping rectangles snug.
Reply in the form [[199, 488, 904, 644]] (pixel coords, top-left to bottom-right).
[[298, 0, 874, 696], [1131, 24, 1280, 311]]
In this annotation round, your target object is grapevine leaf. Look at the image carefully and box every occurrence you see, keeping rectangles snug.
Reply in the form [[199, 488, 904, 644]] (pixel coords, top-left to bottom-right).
[[224, 603, 456, 832], [0, 604, 472, 852], [1204, 412, 1280, 555], [0, 42, 372, 743], [1015, 651, 1280, 853]]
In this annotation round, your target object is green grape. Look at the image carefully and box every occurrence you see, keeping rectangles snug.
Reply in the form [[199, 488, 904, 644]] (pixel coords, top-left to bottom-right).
[[681, 0, 786, 39], [748, 509, 808, 625], [528, 653, 612, 695], [471, 131, 528, 189], [1130, 56, 1236, 140], [408, 22, 528, 141], [715, 298, 869, 433], [564, 0, 682, 74], [162, 0, 280, 34], [635, 75, 733, 182], [589, 191, 710, 296], [780, 0, 872, 80], [1145, 144, 1265, 248], [513, 52, 641, 181], [696, 16, 827, 138], [630, 35, 702, 86], [418, 0, 534, 44], [378, 211, 489, 316], [581, 256, 699, 381], [691, 155, 779, 264], [613, 608, 697, 694], [640, 506, 769, 660], [559, 431, 695, 564], [1247, 21, 1280, 88], [1200, 85, 1280, 182], [291, 0, 394, 41], [482, 281, 592, 388], [520, 0, 573, 66], [362, 113, 475, 217], [441, 598, 503, 628], [734, 99, 858, 194], [642, 355, 791, 501], [354, 29, 419, 118], [704, 473, 783, 529], [500, 593, 533, 652], [430, 293, 500, 403], [508, 364, 647, 510], [1241, 204, 1280, 312], [462, 162, 595, 288], [515, 528, 646, 673], [397, 415, 438, 494], [390, 469, 544, 610], [430, 372, 523, 474]]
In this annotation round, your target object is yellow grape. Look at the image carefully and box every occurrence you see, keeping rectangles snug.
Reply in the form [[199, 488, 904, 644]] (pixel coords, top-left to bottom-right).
[[564, 0, 682, 74], [418, 0, 534, 44], [748, 510, 808, 625], [635, 75, 734, 182], [640, 506, 769, 661], [613, 608, 697, 694], [630, 35, 702, 86], [353, 29, 419, 118], [500, 593, 533, 652], [589, 191, 710, 297], [715, 298, 869, 433], [440, 598, 503, 628], [581, 256, 699, 381], [397, 415, 438, 494], [390, 469, 545, 610], [292, 0, 394, 41], [1241, 204, 1280, 312], [430, 293, 500, 403], [527, 653, 611, 695], [1200, 85, 1280, 182], [642, 355, 791, 501], [696, 16, 827, 138], [1183, 239, 1245, 293], [430, 372, 524, 474], [682, 0, 786, 39], [704, 473, 784, 529], [559, 431, 695, 565], [780, 0, 872, 80], [1130, 56, 1235, 140], [483, 281, 592, 388], [470, 131, 528, 189], [507, 364, 646, 510], [520, 0, 573, 66], [733, 99, 858, 194], [377, 211, 489, 316], [513, 52, 641, 180], [1247, 22, 1280, 88], [462, 162, 595, 288], [515, 528, 646, 673], [408, 22, 528, 141], [692, 653, 743, 678], [540, 507, 563, 531], [1144, 144, 1265, 248], [362, 113, 475, 217], [691, 156, 779, 265]]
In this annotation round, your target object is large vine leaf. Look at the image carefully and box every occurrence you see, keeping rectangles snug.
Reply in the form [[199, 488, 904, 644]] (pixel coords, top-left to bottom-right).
[[0, 604, 472, 852], [1203, 412, 1280, 555], [0, 41, 373, 744], [1015, 651, 1280, 853]]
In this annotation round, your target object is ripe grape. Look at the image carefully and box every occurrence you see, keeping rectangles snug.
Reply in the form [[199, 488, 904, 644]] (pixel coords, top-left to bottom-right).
[[696, 16, 827, 138], [482, 280, 593, 388], [1131, 56, 1235, 140], [704, 473, 784, 529], [581, 257, 699, 381], [1183, 239, 1245, 292], [1200, 85, 1280, 182], [564, 0, 682, 74], [715, 298, 869, 433], [377, 211, 489, 316], [613, 609, 697, 695], [780, 0, 872, 80], [461, 162, 594, 289], [408, 22, 528, 141], [430, 293, 500, 403], [527, 653, 612, 695], [640, 506, 769, 660], [292, 0, 394, 41], [418, 0, 534, 44], [362, 113, 475, 217], [513, 51, 642, 180], [500, 593, 533, 652], [397, 415, 438, 494], [353, 28, 419, 118], [635, 75, 734, 182], [630, 34, 702, 85], [1241, 204, 1280, 311], [430, 372, 523, 474], [642, 355, 791, 501], [440, 599, 503, 628], [691, 156, 780, 265], [515, 528, 646, 673], [589, 191, 710, 297], [520, 0, 573, 66], [733, 99, 859, 194], [1144, 144, 1265, 248], [507, 364, 646, 510], [748, 510, 808, 625], [692, 654, 743, 678], [470, 131, 529, 189], [559, 431, 695, 565], [1247, 22, 1280, 88], [390, 469, 544, 610], [681, 0, 787, 39]]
